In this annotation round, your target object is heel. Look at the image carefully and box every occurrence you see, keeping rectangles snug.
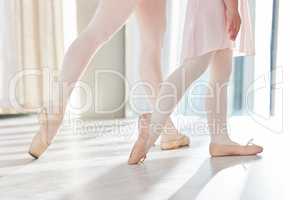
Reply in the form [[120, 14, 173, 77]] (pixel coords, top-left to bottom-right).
[[128, 113, 151, 165], [160, 135, 190, 150], [128, 142, 147, 165]]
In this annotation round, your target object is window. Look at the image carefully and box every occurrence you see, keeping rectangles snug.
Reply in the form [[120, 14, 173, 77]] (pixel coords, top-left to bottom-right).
[[167, 0, 279, 118]]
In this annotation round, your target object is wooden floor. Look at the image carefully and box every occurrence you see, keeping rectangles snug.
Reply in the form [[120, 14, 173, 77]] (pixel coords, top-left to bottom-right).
[[0, 115, 289, 200]]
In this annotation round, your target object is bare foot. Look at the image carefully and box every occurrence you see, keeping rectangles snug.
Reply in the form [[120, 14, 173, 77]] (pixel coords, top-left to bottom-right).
[[160, 119, 190, 150], [128, 113, 151, 165], [209, 141, 263, 157]]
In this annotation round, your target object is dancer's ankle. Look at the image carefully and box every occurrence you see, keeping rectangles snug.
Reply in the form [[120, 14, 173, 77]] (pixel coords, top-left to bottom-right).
[[210, 134, 236, 145], [48, 104, 65, 115]]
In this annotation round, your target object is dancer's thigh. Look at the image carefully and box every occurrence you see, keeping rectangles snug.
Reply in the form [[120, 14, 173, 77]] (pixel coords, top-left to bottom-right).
[[83, 0, 142, 40], [135, 0, 167, 44]]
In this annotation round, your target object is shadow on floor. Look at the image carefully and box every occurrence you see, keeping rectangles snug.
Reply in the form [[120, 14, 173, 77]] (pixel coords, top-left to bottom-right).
[[169, 156, 262, 200], [61, 156, 184, 200]]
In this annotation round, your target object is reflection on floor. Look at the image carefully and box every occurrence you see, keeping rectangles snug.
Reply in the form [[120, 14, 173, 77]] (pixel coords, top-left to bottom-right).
[[0, 115, 289, 200]]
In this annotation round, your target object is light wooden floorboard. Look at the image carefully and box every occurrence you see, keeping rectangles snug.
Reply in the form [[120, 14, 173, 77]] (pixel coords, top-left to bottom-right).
[[0, 115, 289, 200]]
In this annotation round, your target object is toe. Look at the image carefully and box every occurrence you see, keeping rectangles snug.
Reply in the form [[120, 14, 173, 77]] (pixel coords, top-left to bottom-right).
[[128, 140, 147, 165], [244, 145, 263, 155]]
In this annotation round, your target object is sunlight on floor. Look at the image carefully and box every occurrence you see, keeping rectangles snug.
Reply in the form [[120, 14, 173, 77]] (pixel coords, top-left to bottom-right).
[[0, 115, 289, 199]]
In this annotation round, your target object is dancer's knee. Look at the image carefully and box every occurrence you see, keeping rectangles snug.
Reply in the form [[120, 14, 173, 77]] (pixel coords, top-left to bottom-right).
[[139, 39, 162, 68], [223, 63, 233, 80], [141, 32, 163, 51], [83, 26, 115, 48], [211, 49, 233, 81], [182, 53, 213, 76]]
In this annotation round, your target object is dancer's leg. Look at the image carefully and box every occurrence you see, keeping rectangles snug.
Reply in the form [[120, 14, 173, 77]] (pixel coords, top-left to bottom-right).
[[59, 0, 140, 105], [135, 0, 189, 150], [207, 49, 233, 145], [29, 0, 141, 158], [128, 49, 263, 164], [135, 0, 165, 101], [146, 53, 214, 149], [207, 49, 263, 156], [128, 52, 214, 164]]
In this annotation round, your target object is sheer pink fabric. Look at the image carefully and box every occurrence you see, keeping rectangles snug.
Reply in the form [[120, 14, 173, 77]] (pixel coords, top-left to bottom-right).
[[181, 0, 255, 63]]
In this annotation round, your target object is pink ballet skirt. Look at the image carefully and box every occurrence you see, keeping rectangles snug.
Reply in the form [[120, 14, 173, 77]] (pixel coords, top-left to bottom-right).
[[181, 0, 255, 63]]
